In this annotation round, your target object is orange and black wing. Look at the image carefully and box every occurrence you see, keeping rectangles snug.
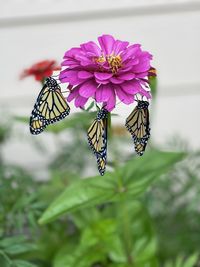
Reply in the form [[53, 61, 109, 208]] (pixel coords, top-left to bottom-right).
[[125, 101, 150, 155], [30, 111, 46, 135], [30, 77, 70, 135], [87, 109, 108, 175]]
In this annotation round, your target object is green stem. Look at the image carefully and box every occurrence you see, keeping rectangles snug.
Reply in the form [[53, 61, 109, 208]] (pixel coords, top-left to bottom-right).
[[109, 111, 133, 265], [120, 182, 134, 265], [115, 169, 134, 266]]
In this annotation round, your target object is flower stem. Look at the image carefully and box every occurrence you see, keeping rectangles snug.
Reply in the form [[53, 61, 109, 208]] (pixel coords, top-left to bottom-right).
[[119, 179, 134, 265], [108, 110, 133, 265], [115, 168, 134, 266]]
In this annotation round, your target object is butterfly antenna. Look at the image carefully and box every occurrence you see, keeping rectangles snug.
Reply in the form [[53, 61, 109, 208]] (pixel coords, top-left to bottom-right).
[[135, 94, 139, 102], [95, 103, 101, 111]]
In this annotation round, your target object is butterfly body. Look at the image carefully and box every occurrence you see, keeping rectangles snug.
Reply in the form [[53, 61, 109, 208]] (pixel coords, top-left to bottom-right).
[[87, 108, 108, 176], [125, 100, 150, 156], [30, 77, 70, 135]]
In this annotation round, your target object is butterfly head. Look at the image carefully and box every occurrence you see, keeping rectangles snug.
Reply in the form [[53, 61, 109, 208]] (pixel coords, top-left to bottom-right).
[[45, 77, 58, 88], [97, 108, 108, 121], [137, 100, 149, 109]]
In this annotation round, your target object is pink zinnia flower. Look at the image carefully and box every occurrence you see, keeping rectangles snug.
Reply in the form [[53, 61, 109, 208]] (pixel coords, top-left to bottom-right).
[[59, 34, 153, 111]]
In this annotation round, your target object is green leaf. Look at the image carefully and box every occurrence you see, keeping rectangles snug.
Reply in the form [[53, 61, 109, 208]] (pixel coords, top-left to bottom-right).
[[13, 260, 37, 267], [80, 219, 116, 246], [39, 150, 185, 224], [0, 236, 27, 249], [4, 243, 37, 255], [107, 235, 126, 263], [107, 264, 130, 267], [111, 201, 158, 266], [0, 251, 11, 267], [183, 253, 198, 267], [0, 236, 37, 256], [39, 172, 117, 224], [53, 241, 105, 267], [164, 254, 198, 267], [118, 150, 185, 196], [72, 208, 101, 230]]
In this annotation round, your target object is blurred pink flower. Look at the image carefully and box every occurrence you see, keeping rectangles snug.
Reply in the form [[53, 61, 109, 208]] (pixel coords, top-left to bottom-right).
[[60, 34, 153, 111]]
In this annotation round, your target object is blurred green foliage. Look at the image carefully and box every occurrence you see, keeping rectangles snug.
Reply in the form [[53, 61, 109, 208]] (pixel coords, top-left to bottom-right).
[[0, 91, 199, 266], [0, 125, 9, 145]]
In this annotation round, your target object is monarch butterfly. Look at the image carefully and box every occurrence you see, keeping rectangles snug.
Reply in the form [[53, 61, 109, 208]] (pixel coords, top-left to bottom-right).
[[125, 100, 150, 156], [87, 108, 108, 176], [30, 77, 70, 135]]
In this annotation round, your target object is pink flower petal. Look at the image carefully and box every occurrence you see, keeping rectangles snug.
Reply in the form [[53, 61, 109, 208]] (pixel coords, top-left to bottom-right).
[[64, 47, 82, 58], [121, 80, 151, 99], [75, 54, 93, 66], [95, 79, 109, 85], [59, 70, 83, 85], [98, 34, 115, 55], [61, 59, 78, 66], [67, 86, 80, 102], [120, 80, 142, 94], [109, 77, 124, 84], [95, 84, 113, 102], [79, 80, 97, 98], [139, 87, 152, 99], [115, 85, 134, 104], [75, 95, 88, 108], [118, 73, 135, 81], [118, 66, 133, 74], [94, 72, 113, 80], [140, 51, 152, 60], [135, 72, 149, 78], [132, 61, 150, 73], [78, 71, 93, 79], [113, 40, 129, 55], [121, 44, 141, 62], [104, 86, 116, 111], [123, 58, 140, 67], [80, 41, 101, 56]]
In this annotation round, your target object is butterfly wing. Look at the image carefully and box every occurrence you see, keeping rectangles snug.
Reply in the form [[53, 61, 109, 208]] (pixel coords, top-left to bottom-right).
[[35, 84, 70, 125], [125, 101, 150, 155], [30, 110, 46, 135], [87, 119, 104, 154], [134, 140, 148, 156], [87, 109, 108, 175], [96, 115, 107, 176], [30, 78, 70, 135]]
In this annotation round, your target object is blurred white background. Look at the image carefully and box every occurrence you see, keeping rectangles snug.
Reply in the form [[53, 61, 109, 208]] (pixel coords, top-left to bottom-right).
[[0, 0, 200, 174]]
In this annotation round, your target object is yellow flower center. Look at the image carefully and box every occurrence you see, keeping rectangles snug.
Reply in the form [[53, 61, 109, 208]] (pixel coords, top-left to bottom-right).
[[95, 55, 106, 64], [95, 54, 122, 74], [107, 55, 122, 74]]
